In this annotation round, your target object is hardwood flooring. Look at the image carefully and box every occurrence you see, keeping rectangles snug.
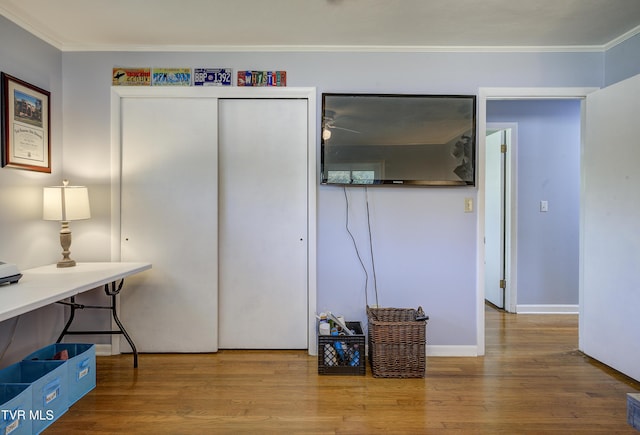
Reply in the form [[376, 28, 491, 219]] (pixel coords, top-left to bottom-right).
[[46, 306, 640, 434]]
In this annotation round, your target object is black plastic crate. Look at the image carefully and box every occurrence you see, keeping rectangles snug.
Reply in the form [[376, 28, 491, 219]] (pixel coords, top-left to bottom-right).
[[318, 321, 365, 375]]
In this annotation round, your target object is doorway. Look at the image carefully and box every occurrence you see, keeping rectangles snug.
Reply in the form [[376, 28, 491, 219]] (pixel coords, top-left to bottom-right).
[[476, 87, 596, 356]]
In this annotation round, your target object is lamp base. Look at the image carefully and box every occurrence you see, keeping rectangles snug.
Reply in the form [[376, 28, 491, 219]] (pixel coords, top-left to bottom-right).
[[57, 258, 76, 268], [58, 221, 77, 268]]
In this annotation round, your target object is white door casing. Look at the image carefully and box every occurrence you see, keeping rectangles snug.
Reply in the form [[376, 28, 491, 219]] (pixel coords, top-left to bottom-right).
[[477, 87, 597, 356]]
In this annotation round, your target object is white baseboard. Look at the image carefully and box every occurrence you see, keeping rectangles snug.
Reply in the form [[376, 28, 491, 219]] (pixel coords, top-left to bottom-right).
[[516, 304, 579, 314], [95, 344, 113, 356], [99, 344, 480, 358], [99, 343, 480, 358], [427, 345, 478, 357]]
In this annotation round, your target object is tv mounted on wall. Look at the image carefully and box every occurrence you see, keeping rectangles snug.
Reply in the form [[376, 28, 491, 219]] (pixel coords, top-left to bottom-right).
[[321, 93, 476, 186]]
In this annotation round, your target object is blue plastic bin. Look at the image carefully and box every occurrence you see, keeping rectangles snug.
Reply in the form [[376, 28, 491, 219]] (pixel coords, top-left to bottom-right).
[[0, 361, 68, 434], [24, 343, 96, 406], [0, 384, 32, 435]]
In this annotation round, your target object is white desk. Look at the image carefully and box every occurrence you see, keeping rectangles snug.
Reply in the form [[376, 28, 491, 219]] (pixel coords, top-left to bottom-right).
[[0, 262, 151, 367]]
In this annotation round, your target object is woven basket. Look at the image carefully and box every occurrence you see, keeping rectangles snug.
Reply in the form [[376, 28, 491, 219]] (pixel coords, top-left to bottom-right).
[[367, 307, 427, 378]]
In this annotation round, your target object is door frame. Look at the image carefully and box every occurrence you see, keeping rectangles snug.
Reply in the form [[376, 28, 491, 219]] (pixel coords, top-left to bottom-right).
[[476, 87, 598, 356], [110, 86, 318, 356]]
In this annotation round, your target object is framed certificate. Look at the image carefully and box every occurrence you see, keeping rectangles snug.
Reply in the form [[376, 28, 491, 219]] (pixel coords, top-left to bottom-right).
[[1, 73, 51, 173]]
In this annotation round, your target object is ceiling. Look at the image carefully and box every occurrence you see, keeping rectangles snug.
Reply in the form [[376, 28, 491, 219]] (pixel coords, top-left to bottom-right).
[[1, 0, 640, 51]]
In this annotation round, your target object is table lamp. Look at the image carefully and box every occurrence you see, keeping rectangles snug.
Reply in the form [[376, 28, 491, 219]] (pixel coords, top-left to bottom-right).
[[43, 179, 91, 267]]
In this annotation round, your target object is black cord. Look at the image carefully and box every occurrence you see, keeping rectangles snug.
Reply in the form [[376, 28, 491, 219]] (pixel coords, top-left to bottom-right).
[[344, 187, 369, 307], [365, 187, 379, 307]]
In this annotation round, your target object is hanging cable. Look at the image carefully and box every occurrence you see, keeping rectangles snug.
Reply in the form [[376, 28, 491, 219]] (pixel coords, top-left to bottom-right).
[[365, 187, 379, 307], [344, 187, 369, 307]]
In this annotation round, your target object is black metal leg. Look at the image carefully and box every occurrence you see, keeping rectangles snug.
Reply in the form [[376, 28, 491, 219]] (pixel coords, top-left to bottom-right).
[[110, 293, 138, 368], [56, 296, 77, 343], [56, 279, 138, 368]]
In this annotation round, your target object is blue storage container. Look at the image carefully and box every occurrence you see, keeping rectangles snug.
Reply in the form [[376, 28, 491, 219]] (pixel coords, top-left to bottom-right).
[[0, 361, 68, 434], [24, 343, 96, 406], [0, 384, 32, 435], [629, 393, 640, 431]]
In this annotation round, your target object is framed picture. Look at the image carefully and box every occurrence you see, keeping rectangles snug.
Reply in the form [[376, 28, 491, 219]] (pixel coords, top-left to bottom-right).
[[1, 73, 51, 173]]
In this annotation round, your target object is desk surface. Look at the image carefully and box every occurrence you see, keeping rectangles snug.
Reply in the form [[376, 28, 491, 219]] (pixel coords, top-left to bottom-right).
[[0, 262, 152, 323]]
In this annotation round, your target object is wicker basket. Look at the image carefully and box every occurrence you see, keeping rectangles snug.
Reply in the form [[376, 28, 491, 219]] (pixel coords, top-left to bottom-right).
[[367, 307, 427, 378]]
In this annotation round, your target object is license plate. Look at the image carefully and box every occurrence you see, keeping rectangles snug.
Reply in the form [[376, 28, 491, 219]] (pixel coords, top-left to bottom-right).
[[194, 68, 232, 86]]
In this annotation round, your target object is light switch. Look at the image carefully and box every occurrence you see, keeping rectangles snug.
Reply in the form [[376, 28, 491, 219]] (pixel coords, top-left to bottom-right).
[[540, 200, 549, 212], [464, 198, 473, 213]]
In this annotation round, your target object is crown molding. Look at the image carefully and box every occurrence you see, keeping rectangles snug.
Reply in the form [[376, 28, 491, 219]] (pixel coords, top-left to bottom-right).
[[0, 6, 64, 50], [60, 43, 607, 53], [604, 24, 640, 51]]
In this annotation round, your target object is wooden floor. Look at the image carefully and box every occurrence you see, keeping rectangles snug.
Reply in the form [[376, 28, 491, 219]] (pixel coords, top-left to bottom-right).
[[46, 306, 640, 434]]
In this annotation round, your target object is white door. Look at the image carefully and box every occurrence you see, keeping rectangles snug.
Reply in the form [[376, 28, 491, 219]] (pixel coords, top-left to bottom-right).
[[218, 98, 308, 349], [484, 129, 505, 309], [580, 74, 640, 381], [119, 97, 219, 352]]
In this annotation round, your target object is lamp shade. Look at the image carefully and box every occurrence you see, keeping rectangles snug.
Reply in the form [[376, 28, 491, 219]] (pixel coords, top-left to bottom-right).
[[43, 181, 91, 221]]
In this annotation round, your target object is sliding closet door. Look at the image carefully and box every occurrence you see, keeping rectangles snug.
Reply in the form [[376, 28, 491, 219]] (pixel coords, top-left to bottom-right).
[[218, 98, 308, 349], [120, 97, 218, 352]]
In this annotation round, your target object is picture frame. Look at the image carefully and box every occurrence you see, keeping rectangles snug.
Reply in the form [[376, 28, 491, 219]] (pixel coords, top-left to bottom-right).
[[1, 72, 51, 173]]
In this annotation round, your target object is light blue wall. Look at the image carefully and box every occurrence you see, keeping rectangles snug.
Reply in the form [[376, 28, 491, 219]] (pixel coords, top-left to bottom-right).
[[487, 100, 581, 306], [0, 16, 65, 366], [605, 33, 640, 86], [60, 50, 603, 349], [0, 16, 63, 267]]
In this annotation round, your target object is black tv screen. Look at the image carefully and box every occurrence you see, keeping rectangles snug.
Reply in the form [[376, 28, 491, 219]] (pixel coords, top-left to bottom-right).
[[321, 93, 476, 186]]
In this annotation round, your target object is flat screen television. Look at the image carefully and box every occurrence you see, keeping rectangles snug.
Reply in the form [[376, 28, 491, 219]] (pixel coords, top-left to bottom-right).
[[321, 93, 476, 186]]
